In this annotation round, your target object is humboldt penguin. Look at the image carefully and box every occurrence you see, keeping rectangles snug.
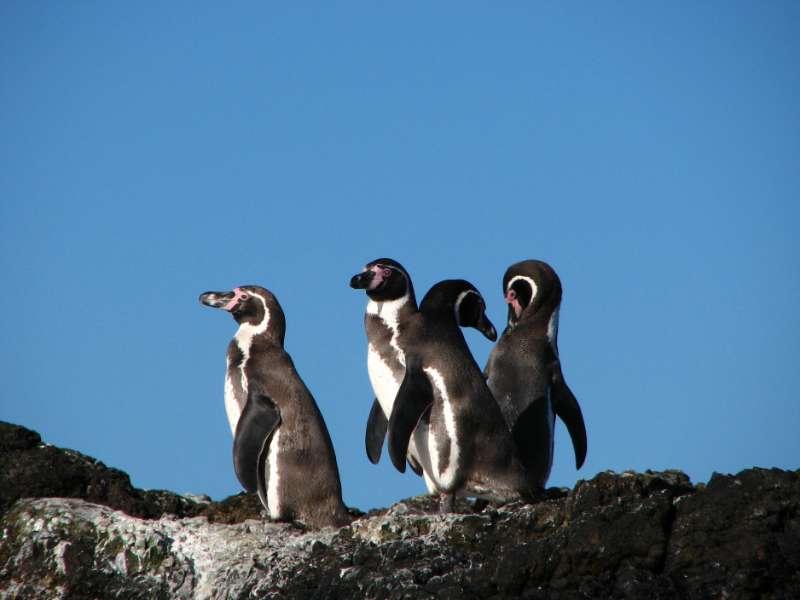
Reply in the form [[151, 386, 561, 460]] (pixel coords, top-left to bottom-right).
[[200, 285, 351, 528], [349, 259, 497, 489], [484, 260, 587, 490], [386, 279, 529, 512]]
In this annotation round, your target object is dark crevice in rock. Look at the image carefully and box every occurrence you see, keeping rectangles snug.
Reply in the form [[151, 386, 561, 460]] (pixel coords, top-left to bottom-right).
[[654, 500, 676, 576]]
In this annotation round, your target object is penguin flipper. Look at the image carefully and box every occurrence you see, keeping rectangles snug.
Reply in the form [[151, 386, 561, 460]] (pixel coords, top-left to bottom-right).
[[232, 392, 281, 495], [551, 368, 587, 469], [388, 357, 434, 474], [365, 398, 388, 464]]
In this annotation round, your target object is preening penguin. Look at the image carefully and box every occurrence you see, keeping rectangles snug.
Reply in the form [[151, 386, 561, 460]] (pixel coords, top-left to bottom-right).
[[484, 260, 587, 491], [199, 286, 351, 528], [386, 280, 528, 512]]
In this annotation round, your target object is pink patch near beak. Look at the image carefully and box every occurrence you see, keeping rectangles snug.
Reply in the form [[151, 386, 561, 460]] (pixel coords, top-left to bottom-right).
[[224, 287, 248, 311], [505, 289, 522, 318], [367, 266, 385, 291]]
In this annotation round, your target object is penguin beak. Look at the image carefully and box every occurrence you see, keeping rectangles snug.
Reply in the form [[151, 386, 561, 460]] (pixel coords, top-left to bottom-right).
[[199, 291, 236, 310], [349, 270, 375, 289], [474, 312, 498, 342]]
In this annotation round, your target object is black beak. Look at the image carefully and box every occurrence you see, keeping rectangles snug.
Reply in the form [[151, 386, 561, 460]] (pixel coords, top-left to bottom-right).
[[474, 312, 497, 342], [349, 270, 375, 289], [199, 291, 235, 309]]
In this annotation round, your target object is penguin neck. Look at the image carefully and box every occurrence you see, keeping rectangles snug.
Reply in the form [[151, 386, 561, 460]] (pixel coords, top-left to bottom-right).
[[233, 312, 283, 358], [514, 302, 561, 350], [419, 298, 461, 330], [366, 291, 417, 322]]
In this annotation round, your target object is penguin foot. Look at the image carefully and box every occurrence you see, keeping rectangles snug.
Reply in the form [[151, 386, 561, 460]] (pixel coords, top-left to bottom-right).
[[524, 486, 548, 504], [288, 519, 309, 532]]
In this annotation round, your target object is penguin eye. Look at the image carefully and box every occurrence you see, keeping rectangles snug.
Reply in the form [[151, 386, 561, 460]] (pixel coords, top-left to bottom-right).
[[240, 294, 249, 301], [382, 268, 391, 278]]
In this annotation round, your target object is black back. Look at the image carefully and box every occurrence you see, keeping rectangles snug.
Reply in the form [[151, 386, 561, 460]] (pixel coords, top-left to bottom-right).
[[388, 280, 530, 498], [485, 260, 587, 489]]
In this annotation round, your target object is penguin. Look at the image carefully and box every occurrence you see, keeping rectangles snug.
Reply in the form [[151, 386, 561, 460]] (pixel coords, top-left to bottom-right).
[[483, 260, 587, 491], [349, 259, 497, 485], [386, 279, 530, 512], [349, 259, 419, 471], [199, 285, 351, 528]]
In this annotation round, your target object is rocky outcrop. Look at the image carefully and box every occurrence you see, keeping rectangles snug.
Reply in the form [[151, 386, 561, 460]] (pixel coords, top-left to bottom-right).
[[1, 421, 798, 599]]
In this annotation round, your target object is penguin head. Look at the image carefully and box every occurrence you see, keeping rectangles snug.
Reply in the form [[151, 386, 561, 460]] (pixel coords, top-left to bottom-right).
[[421, 280, 497, 341], [502, 260, 562, 327], [199, 285, 286, 342], [349, 258, 415, 303]]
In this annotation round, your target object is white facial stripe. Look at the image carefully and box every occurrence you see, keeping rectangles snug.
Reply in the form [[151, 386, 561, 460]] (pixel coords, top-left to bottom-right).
[[234, 293, 270, 356], [424, 367, 460, 490], [507, 275, 538, 303], [507, 275, 538, 324], [454, 289, 480, 322], [267, 428, 281, 519]]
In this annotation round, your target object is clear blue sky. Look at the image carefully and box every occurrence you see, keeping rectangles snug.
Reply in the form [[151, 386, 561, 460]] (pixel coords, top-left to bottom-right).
[[1, 3, 798, 511]]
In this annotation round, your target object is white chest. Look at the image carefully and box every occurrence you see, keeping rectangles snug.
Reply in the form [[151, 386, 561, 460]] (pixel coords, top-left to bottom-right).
[[224, 304, 270, 436], [367, 344, 401, 417], [364, 294, 409, 415], [223, 363, 242, 436]]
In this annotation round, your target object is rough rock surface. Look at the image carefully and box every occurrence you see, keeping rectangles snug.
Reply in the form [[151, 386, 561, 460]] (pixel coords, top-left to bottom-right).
[[1, 421, 798, 599]]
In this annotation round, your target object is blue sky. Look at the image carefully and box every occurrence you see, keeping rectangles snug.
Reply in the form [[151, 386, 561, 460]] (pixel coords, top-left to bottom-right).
[[1, 3, 798, 511]]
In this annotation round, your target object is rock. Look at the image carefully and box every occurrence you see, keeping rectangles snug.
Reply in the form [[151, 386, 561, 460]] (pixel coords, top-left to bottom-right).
[[0, 422, 206, 521], [667, 468, 800, 597], [0, 421, 264, 525], [0, 421, 798, 599]]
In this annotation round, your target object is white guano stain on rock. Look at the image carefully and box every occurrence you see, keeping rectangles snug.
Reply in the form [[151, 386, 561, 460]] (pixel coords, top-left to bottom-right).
[[2, 498, 340, 600]]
